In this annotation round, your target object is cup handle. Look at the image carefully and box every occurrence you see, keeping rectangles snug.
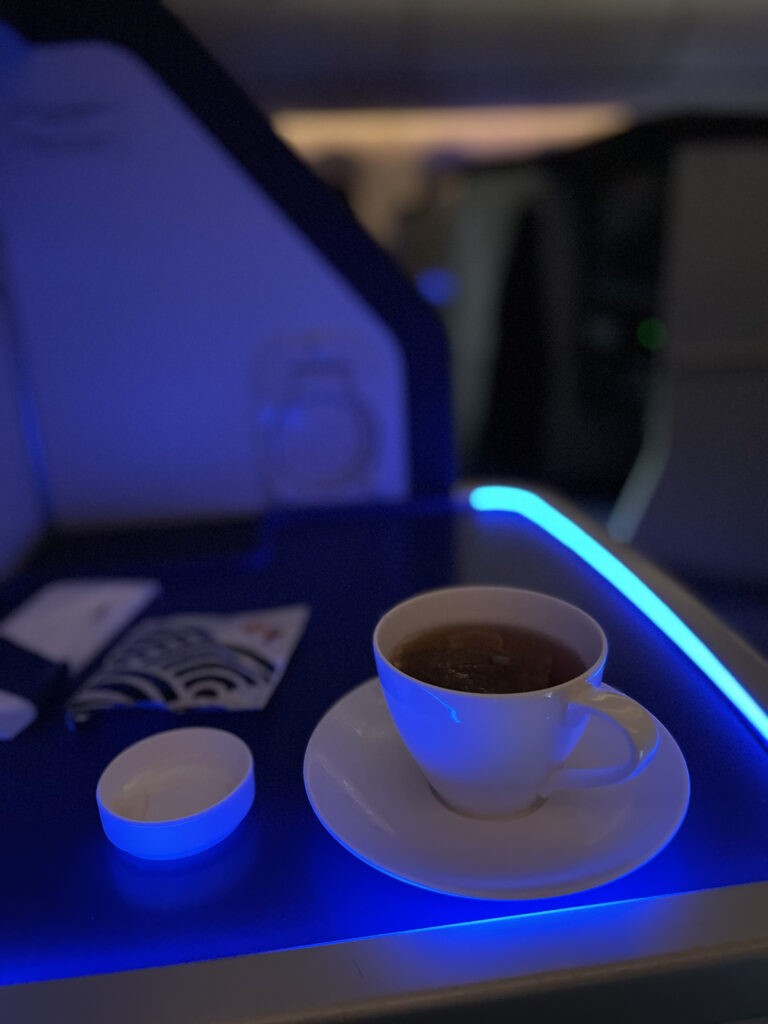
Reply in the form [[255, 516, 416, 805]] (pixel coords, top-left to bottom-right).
[[541, 687, 660, 797]]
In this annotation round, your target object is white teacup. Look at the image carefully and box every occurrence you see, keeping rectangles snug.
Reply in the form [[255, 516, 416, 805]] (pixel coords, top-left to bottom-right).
[[373, 585, 660, 818]]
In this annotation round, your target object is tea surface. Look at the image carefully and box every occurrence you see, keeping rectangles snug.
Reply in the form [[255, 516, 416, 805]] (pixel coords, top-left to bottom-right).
[[391, 622, 586, 693]]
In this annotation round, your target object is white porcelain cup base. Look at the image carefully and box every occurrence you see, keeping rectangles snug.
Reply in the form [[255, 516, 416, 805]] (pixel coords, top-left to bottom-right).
[[431, 785, 548, 821]]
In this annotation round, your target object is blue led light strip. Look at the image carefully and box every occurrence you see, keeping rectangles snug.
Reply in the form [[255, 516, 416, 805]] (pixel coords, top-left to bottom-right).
[[469, 485, 768, 744]]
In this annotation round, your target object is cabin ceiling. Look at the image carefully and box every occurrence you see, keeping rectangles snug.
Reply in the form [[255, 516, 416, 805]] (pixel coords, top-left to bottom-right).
[[166, 0, 768, 115]]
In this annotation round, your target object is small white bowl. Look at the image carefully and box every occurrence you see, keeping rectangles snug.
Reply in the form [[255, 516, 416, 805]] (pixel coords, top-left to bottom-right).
[[96, 727, 255, 860]]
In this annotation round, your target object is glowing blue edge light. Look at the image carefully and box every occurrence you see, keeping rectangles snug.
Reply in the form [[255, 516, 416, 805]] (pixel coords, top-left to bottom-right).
[[468, 485, 768, 745]]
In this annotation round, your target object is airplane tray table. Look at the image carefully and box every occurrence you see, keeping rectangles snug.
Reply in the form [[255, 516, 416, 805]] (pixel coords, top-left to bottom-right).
[[2, 488, 768, 1023]]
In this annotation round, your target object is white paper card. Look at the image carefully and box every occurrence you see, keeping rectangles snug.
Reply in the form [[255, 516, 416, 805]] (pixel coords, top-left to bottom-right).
[[0, 578, 162, 675]]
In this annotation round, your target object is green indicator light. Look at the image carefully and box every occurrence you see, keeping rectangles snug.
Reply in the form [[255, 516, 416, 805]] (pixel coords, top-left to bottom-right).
[[637, 317, 668, 351]]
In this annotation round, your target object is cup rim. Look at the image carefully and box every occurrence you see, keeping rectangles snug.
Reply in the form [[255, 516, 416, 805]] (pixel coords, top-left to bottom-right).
[[373, 584, 607, 699]]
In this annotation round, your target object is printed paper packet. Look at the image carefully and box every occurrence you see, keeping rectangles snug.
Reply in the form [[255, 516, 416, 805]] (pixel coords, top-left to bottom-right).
[[67, 605, 310, 722]]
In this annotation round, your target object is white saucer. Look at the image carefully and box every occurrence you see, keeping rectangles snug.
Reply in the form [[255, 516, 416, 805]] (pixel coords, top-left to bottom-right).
[[303, 679, 689, 900]]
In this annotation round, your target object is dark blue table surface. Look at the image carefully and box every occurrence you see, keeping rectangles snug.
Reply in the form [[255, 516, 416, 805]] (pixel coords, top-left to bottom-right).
[[2, 499, 767, 985]]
